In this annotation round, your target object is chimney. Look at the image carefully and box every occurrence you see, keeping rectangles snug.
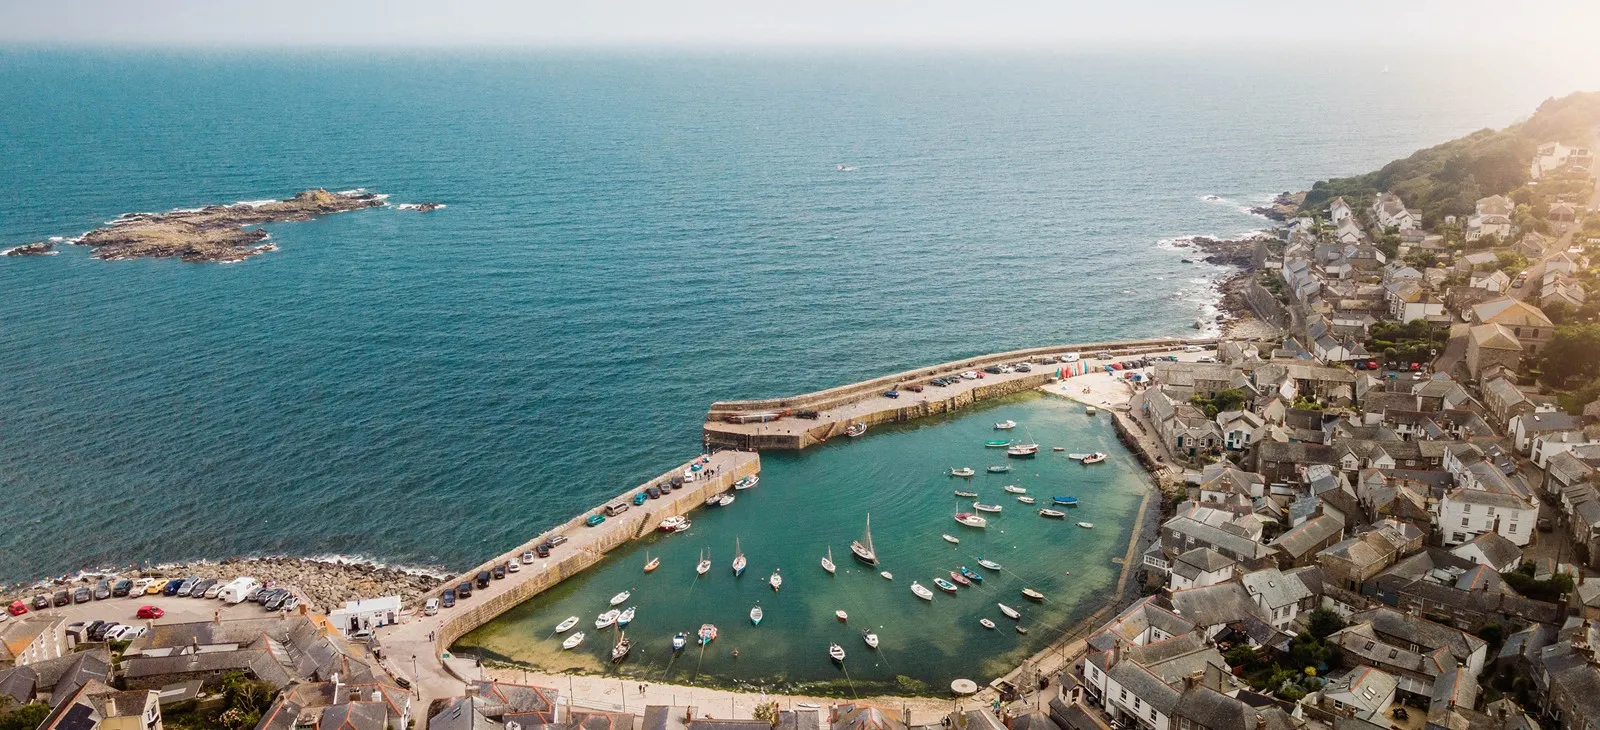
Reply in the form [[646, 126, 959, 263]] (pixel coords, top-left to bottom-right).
[[1182, 673, 1200, 692], [332, 674, 343, 705], [1255, 714, 1267, 730], [1106, 641, 1122, 670]]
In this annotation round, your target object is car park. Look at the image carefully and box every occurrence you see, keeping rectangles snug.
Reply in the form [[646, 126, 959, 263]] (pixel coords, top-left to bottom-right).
[[457, 581, 473, 598], [425, 598, 440, 615], [93, 581, 111, 600], [492, 564, 507, 580], [475, 571, 492, 589], [507, 558, 521, 573], [441, 589, 456, 609], [54, 591, 71, 607], [136, 605, 165, 619], [74, 587, 92, 604]]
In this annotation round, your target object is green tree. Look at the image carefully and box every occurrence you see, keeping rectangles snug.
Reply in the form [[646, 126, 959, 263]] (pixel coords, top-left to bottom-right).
[[1538, 323, 1600, 387], [1190, 389, 1247, 419], [1478, 623, 1506, 654], [1307, 608, 1346, 639], [0, 702, 51, 730], [1496, 251, 1528, 273]]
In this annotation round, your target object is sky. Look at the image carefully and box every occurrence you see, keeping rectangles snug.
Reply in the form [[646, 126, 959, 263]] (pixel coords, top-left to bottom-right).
[[6, 0, 1600, 50]]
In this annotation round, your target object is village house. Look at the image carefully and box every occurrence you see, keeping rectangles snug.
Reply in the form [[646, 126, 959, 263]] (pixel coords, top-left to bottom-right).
[[1469, 298, 1555, 355], [1326, 608, 1487, 705], [1167, 547, 1238, 592], [1313, 666, 1398, 724], [1372, 192, 1422, 232], [1437, 487, 1538, 547], [1511, 410, 1584, 454], [1449, 531, 1523, 572], [1466, 324, 1524, 381], [1530, 141, 1594, 180], [1269, 512, 1345, 568], [1240, 568, 1314, 630], [1469, 269, 1511, 294]]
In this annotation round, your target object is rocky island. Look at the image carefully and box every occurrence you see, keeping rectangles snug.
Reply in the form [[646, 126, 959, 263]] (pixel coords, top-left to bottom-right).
[[73, 188, 387, 262]]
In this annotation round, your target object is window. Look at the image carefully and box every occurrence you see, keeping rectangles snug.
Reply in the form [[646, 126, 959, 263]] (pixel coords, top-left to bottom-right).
[[1134, 698, 1142, 710], [1487, 506, 1495, 516], [1121, 689, 1129, 702], [1508, 523, 1518, 533], [1462, 504, 1472, 514], [1462, 518, 1470, 527], [1452, 533, 1466, 543]]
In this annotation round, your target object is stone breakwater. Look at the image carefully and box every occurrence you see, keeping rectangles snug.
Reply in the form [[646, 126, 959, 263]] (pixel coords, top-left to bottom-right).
[[1, 556, 446, 613], [72, 188, 388, 262]]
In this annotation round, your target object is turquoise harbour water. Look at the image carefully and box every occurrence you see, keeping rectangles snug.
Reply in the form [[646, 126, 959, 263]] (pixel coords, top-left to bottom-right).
[[456, 393, 1146, 693], [2, 49, 1599, 580]]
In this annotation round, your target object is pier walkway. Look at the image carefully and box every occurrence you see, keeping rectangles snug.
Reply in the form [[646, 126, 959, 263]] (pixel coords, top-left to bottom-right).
[[375, 450, 760, 714]]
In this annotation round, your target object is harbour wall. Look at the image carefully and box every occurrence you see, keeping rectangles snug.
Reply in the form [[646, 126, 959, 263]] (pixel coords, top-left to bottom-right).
[[432, 452, 761, 656]]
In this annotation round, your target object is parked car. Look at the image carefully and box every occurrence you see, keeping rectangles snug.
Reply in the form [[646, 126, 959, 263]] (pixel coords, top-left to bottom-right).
[[632, 492, 648, 506], [6, 601, 26, 617], [280, 596, 300, 612], [983, 365, 1003, 375], [32, 595, 50, 610], [265, 591, 290, 611], [507, 558, 521, 573], [191, 579, 216, 597], [535, 544, 551, 558], [492, 564, 507, 580], [795, 410, 820, 419], [204, 583, 224, 599], [1016, 363, 1032, 372], [586, 514, 606, 527], [175, 578, 198, 597], [85, 620, 108, 640], [73, 587, 92, 604], [53, 591, 70, 607], [108, 625, 147, 641], [440, 589, 456, 609], [457, 581, 473, 599], [91, 581, 110, 600], [646, 486, 661, 499], [905, 384, 924, 393], [884, 390, 900, 398], [245, 585, 263, 601], [475, 571, 492, 589], [161, 580, 182, 596], [425, 598, 441, 616], [136, 605, 165, 619], [257, 588, 285, 607], [112, 579, 133, 598], [521, 551, 536, 563], [928, 378, 947, 387], [144, 581, 165, 596], [547, 534, 568, 547]]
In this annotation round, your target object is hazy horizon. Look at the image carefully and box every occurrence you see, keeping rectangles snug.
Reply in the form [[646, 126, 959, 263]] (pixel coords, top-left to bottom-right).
[[7, 0, 1600, 52]]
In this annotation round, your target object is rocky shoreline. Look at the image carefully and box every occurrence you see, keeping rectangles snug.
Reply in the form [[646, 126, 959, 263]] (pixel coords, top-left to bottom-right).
[[1247, 191, 1306, 221], [2, 241, 57, 256], [2, 556, 447, 614], [70, 188, 387, 263]]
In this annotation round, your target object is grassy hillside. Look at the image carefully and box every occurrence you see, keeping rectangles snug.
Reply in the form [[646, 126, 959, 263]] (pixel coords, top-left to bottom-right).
[[1301, 91, 1600, 225]]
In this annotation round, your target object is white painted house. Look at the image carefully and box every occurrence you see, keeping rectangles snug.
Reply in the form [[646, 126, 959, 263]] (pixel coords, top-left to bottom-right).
[[1438, 487, 1538, 547], [328, 595, 403, 637]]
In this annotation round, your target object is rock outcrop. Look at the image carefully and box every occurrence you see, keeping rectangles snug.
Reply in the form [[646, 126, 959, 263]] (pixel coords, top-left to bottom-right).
[[2, 242, 56, 256], [75, 188, 386, 263]]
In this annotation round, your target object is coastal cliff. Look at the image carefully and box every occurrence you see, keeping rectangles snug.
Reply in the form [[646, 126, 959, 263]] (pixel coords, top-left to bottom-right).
[[74, 188, 387, 262]]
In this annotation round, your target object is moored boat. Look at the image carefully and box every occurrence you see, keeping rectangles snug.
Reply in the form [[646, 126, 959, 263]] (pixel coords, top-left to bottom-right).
[[1078, 521, 1095, 528], [1006, 443, 1039, 457], [1066, 453, 1090, 460], [977, 558, 1002, 570], [750, 605, 763, 625], [1038, 508, 1066, 519], [1086, 406, 1098, 416], [698, 624, 718, 645], [1053, 496, 1079, 506], [1002, 485, 1027, 494], [706, 493, 726, 507], [980, 618, 996, 630], [1051, 447, 1066, 452], [998, 603, 1020, 619], [851, 514, 879, 565], [987, 465, 1011, 474], [611, 632, 631, 663], [671, 519, 692, 532], [1022, 588, 1045, 601], [949, 571, 971, 586], [942, 534, 960, 544], [556, 616, 580, 633], [697, 548, 711, 576], [880, 571, 894, 580], [911, 582, 933, 600], [829, 643, 846, 662], [1080, 452, 1107, 464], [950, 467, 976, 477], [643, 554, 660, 573], [672, 632, 687, 651], [595, 610, 620, 629], [955, 512, 988, 528], [862, 629, 879, 649], [717, 493, 736, 507], [617, 606, 636, 627], [659, 515, 689, 532], [733, 538, 748, 577], [954, 490, 978, 498], [1016, 625, 1030, 634], [960, 567, 983, 583], [974, 502, 1002, 513], [984, 439, 1012, 448], [769, 569, 782, 591], [845, 422, 867, 438], [1017, 496, 1036, 504], [733, 476, 760, 490], [821, 546, 837, 575], [609, 591, 631, 606], [933, 577, 959, 593], [994, 420, 1017, 430], [562, 631, 585, 650], [835, 610, 848, 622]]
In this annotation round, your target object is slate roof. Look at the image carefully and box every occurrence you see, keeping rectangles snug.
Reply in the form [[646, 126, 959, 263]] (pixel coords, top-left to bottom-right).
[[1472, 298, 1553, 328], [1258, 441, 1338, 467], [1176, 547, 1236, 575], [1519, 411, 1583, 434], [1453, 532, 1522, 569], [1169, 582, 1268, 629], [1241, 568, 1312, 609], [1468, 324, 1522, 351], [1271, 513, 1344, 559], [1106, 661, 1182, 715], [1444, 487, 1531, 511]]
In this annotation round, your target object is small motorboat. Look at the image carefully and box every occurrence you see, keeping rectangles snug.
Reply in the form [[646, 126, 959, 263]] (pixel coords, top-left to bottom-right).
[[1022, 588, 1045, 601], [609, 591, 631, 606], [672, 632, 688, 652], [829, 643, 846, 662], [942, 534, 960, 545], [960, 567, 983, 583], [950, 571, 971, 586], [671, 519, 692, 532], [555, 616, 580, 633], [933, 578, 959, 593], [698, 624, 718, 645], [659, 516, 689, 532], [1003, 485, 1027, 494], [1038, 508, 1066, 519], [984, 439, 1012, 448], [733, 476, 760, 490], [950, 467, 976, 478], [822, 546, 837, 575], [955, 513, 989, 528], [974, 502, 1002, 513], [987, 465, 1011, 474], [611, 633, 631, 663], [862, 629, 879, 649], [617, 606, 636, 627], [595, 610, 620, 629], [1007, 443, 1040, 458], [1086, 407, 1098, 416], [980, 618, 996, 630], [1051, 447, 1066, 452], [1080, 452, 1108, 464], [1017, 496, 1036, 505], [1078, 522, 1095, 529], [835, 610, 848, 622], [977, 559, 1002, 571], [880, 571, 894, 580], [1066, 453, 1090, 461], [562, 631, 585, 650], [643, 555, 660, 573], [750, 605, 763, 625], [706, 494, 726, 507], [1016, 625, 1030, 635], [998, 603, 1020, 619], [769, 569, 782, 591], [717, 494, 736, 507], [1053, 496, 1079, 506], [845, 422, 867, 438], [954, 490, 978, 498], [911, 582, 933, 600], [994, 420, 1017, 430]]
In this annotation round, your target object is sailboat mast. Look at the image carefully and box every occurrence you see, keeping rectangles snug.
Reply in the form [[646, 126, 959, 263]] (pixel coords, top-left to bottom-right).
[[864, 513, 875, 555]]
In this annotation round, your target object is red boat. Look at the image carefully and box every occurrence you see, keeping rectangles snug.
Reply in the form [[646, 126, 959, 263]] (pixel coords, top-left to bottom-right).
[[949, 571, 972, 587]]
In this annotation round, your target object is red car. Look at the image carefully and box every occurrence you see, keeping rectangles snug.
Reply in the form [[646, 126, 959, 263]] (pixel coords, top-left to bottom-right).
[[7, 601, 26, 616], [136, 605, 164, 620]]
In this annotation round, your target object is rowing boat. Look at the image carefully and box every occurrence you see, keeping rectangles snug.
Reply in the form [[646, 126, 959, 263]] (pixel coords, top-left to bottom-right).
[[911, 582, 933, 600], [998, 603, 1020, 619], [1038, 508, 1066, 519], [942, 534, 960, 544]]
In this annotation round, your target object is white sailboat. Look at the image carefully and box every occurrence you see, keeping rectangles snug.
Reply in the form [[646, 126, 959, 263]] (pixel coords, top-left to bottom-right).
[[850, 514, 878, 565], [732, 537, 747, 576], [821, 546, 836, 575], [697, 548, 711, 576]]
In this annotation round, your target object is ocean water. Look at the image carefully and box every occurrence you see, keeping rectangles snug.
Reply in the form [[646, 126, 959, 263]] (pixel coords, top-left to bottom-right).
[[1, 49, 1597, 581], [456, 393, 1147, 693]]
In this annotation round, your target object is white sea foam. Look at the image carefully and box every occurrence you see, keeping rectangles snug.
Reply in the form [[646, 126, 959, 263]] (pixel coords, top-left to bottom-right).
[[234, 199, 279, 208], [335, 188, 367, 195], [396, 203, 447, 211]]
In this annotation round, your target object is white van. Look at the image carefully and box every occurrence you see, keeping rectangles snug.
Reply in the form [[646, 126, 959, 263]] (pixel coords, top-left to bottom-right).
[[218, 577, 260, 604], [1061, 353, 1081, 363]]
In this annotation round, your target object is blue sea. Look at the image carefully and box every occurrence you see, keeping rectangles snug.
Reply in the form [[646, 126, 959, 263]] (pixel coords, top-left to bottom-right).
[[1, 48, 1595, 581]]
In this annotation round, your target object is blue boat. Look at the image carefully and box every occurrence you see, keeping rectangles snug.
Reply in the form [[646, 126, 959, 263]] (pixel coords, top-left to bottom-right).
[[1052, 496, 1079, 506], [959, 567, 983, 583]]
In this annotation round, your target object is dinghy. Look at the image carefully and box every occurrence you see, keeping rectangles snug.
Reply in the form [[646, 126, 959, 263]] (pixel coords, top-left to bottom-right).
[[955, 513, 989, 528], [987, 465, 1011, 474], [994, 420, 1017, 430], [911, 582, 933, 600], [717, 493, 736, 507], [998, 603, 1020, 620], [829, 644, 846, 662], [835, 610, 848, 622], [950, 571, 971, 586], [769, 569, 782, 591], [1038, 508, 1066, 519], [555, 616, 580, 633], [942, 534, 960, 545], [980, 618, 996, 630], [862, 630, 879, 649], [1078, 522, 1095, 529], [733, 476, 760, 490], [1016, 625, 1030, 635], [1022, 588, 1045, 601], [1017, 496, 1036, 504], [960, 567, 983, 583], [1051, 447, 1066, 452], [1053, 496, 1079, 506], [954, 490, 978, 498], [984, 439, 1012, 448], [880, 571, 894, 580], [977, 558, 1002, 571], [609, 591, 631, 606], [950, 467, 976, 477], [672, 632, 687, 651], [933, 578, 959, 593], [845, 422, 866, 438], [1066, 454, 1090, 461], [562, 631, 585, 650], [974, 502, 1002, 513], [617, 606, 635, 627], [1080, 452, 1107, 464], [750, 605, 763, 625], [698, 624, 718, 645], [1003, 485, 1027, 494]]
